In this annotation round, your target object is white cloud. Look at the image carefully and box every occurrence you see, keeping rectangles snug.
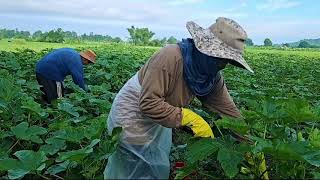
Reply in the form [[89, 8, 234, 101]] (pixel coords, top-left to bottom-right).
[[0, 0, 192, 39], [193, 12, 248, 23], [0, 0, 225, 33], [257, 0, 301, 11], [0, 0, 172, 23], [167, 0, 206, 6], [0, 0, 318, 44]]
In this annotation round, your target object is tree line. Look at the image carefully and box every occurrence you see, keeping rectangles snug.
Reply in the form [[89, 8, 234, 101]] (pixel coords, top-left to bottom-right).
[[245, 38, 274, 47], [2, 27, 316, 48], [245, 38, 319, 48], [0, 28, 123, 43], [0, 27, 178, 47]]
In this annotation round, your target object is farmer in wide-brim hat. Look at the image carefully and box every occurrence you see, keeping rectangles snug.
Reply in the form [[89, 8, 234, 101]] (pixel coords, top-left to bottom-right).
[[35, 48, 96, 104], [104, 17, 253, 179]]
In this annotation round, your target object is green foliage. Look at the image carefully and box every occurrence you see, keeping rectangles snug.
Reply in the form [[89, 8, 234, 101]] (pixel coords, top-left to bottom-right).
[[264, 38, 273, 46], [127, 26, 177, 46], [245, 38, 254, 46], [309, 128, 320, 148], [286, 38, 320, 48], [11, 122, 47, 144], [56, 139, 100, 163], [179, 97, 320, 179], [215, 117, 250, 135], [298, 40, 311, 48], [0, 28, 30, 39], [174, 47, 320, 179], [5, 150, 48, 179], [0, 46, 149, 179], [1, 42, 320, 179], [0, 27, 178, 48], [217, 147, 243, 178], [127, 26, 155, 45], [40, 137, 66, 155], [37, 28, 65, 43], [167, 36, 178, 44], [1, 28, 123, 44], [186, 138, 220, 164]]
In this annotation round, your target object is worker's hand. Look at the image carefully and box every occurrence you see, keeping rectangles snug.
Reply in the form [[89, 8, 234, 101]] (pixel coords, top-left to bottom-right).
[[181, 108, 214, 138]]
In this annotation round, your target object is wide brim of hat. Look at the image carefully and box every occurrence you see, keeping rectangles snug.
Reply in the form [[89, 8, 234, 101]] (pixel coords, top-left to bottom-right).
[[80, 52, 96, 63], [186, 21, 254, 73]]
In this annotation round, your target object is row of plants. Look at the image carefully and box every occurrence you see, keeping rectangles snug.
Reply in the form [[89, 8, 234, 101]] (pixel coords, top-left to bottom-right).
[[0, 45, 154, 179], [1, 44, 320, 179], [173, 48, 320, 179]]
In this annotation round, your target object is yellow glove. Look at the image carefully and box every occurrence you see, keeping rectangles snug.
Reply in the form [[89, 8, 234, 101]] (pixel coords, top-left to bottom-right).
[[181, 108, 214, 138]]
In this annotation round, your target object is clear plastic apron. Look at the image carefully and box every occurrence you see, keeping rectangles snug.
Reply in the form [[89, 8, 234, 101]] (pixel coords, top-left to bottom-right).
[[104, 73, 172, 179]]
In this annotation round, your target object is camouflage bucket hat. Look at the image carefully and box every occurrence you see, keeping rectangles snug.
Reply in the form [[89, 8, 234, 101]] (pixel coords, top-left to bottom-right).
[[186, 17, 254, 73]]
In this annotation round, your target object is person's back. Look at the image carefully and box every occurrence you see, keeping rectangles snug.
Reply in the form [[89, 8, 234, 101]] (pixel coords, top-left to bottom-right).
[[35, 48, 96, 104], [36, 48, 83, 82]]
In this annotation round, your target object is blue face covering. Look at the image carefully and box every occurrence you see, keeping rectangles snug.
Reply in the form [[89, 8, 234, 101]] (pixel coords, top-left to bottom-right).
[[178, 38, 225, 97]]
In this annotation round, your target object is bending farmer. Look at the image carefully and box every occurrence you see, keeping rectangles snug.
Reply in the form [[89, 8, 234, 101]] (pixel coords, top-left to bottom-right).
[[35, 48, 96, 104], [105, 17, 253, 179]]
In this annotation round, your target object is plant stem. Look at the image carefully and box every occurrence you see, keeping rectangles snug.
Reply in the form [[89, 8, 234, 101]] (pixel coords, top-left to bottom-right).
[[52, 174, 64, 180], [307, 123, 316, 141], [28, 112, 31, 123], [7, 140, 19, 153], [38, 174, 50, 180], [212, 120, 224, 140], [259, 168, 271, 179], [263, 124, 268, 139], [53, 115, 62, 121], [198, 171, 217, 179]]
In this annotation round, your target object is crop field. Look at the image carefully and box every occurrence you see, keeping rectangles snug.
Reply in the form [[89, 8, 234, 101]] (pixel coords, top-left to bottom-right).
[[0, 39, 109, 52], [0, 44, 320, 179]]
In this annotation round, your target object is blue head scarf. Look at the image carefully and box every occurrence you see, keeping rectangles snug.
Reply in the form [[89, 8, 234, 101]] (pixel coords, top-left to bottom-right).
[[178, 38, 225, 97]]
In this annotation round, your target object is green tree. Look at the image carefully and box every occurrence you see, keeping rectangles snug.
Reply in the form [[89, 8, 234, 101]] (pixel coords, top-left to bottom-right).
[[0, 29, 16, 39], [264, 38, 273, 46], [160, 37, 167, 46], [45, 28, 64, 43], [283, 43, 290, 47], [63, 31, 77, 39], [150, 37, 167, 46], [112, 37, 122, 43], [298, 41, 311, 48], [14, 30, 31, 39], [150, 39, 161, 46], [32, 30, 43, 40], [127, 26, 155, 45], [167, 36, 178, 44], [245, 38, 254, 46]]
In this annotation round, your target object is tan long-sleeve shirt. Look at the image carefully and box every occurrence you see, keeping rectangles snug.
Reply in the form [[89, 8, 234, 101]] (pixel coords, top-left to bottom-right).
[[138, 44, 241, 128]]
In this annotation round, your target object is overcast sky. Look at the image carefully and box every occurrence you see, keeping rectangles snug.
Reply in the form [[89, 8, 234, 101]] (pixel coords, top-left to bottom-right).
[[0, 0, 319, 44]]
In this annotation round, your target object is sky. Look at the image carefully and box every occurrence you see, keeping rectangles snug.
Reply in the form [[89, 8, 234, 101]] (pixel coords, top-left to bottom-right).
[[0, 0, 319, 45]]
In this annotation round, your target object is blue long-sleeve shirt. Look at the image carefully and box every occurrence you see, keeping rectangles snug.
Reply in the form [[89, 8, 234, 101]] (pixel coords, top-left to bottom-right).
[[36, 48, 86, 90]]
